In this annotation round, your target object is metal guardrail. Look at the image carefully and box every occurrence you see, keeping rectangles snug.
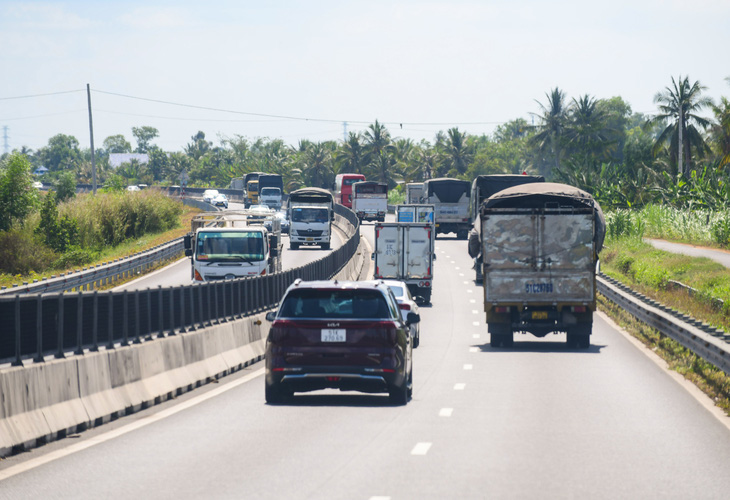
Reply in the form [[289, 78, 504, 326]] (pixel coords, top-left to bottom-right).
[[597, 273, 730, 376], [0, 204, 361, 366]]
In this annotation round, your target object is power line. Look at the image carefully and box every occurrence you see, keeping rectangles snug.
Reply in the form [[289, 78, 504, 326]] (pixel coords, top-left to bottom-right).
[[0, 89, 85, 100], [93, 88, 509, 128]]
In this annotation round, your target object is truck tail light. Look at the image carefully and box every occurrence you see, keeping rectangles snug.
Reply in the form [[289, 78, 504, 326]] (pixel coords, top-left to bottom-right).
[[260, 268, 267, 275], [419, 281, 431, 288], [572, 306, 587, 313], [494, 306, 510, 313]]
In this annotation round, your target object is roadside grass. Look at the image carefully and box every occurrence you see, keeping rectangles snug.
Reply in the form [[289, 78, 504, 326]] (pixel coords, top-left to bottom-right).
[[0, 204, 199, 289], [601, 237, 730, 333], [599, 234, 730, 416]]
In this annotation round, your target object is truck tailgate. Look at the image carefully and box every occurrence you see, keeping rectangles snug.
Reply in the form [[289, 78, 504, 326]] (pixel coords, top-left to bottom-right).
[[482, 212, 595, 303], [403, 224, 432, 279]]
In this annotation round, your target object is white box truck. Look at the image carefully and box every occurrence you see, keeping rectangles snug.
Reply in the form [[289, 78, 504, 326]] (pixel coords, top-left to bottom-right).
[[405, 183, 424, 204], [373, 222, 434, 304]]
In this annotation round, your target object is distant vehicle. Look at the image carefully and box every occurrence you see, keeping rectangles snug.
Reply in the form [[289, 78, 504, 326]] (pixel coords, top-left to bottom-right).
[[126, 185, 141, 192], [183, 209, 283, 281], [265, 210, 289, 234], [366, 279, 421, 348], [247, 204, 273, 224], [333, 173, 366, 209], [352, 181, 388, 222], [259, 186, 283, 210], [257, 174, 284, 209], [243, 172, 265, 207], [287, 188, 334, 250], [32, 181, 43, 189], [423, 177, 471, 239], [264, 279, 418, 404], [405, 183, 424, 204], [202, 189, 219, 203], [213, 193, 229, 209]]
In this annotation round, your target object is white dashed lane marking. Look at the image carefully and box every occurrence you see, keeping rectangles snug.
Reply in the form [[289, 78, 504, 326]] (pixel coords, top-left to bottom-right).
[[473, 334, 481, 339], [472, 310, 479, 314], [473, 322, 480, 326], [439, 408, 454, 417], [411, 442, 432, 455], [464, 364, 473, 370], [454, 383, 466, 390], [469, 347, 479, 353]]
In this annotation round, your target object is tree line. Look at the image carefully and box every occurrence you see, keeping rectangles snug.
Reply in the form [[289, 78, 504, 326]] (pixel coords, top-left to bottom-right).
[[4, 75, 730, 211]]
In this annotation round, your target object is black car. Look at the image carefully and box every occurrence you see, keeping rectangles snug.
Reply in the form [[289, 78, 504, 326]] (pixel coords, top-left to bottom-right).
[[265, 280, 418, 405]]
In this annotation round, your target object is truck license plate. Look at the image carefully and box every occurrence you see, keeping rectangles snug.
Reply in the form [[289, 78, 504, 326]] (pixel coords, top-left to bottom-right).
[[531, 311, 548, 320], [321, 329, 346, 342], [306, 237, 314, 242]]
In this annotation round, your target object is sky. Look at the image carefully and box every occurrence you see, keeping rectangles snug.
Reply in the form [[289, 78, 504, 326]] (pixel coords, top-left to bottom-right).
[[1, 0, 729, 154]]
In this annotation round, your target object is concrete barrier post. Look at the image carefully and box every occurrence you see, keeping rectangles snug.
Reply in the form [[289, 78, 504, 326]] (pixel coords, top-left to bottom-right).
[[54, 294, 64, 360]]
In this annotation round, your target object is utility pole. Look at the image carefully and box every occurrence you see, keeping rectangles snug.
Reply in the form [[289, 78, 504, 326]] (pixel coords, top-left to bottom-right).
[[87, 84, 97, 194], [2, 126, 8, 155], [343, 122, 348, 142]]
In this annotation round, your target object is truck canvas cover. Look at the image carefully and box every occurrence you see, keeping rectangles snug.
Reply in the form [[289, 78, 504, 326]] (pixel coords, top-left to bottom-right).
[[289, 187, 333, 204], [480, 183, 604, 304]]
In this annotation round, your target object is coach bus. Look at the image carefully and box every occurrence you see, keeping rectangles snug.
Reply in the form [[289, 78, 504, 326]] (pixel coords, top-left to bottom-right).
[[333, 173, 366, 209]]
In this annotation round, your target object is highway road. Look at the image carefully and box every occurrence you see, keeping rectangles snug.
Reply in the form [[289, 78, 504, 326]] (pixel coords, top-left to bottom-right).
[[2, 220, 730, 498], [113, 200, 345, 290]]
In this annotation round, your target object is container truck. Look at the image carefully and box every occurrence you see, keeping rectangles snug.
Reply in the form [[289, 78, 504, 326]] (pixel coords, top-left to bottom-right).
[[373, 222, 434, 304], [468, 174, 545, 282], [288, 187, 334, 250], [423, 178, 471, 239], [183, 210, 283, 281], [478, 183, 605, 348]]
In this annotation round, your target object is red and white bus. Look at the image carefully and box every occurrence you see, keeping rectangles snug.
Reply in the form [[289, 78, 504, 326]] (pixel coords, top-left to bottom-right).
[[333, 173, 366, 209]]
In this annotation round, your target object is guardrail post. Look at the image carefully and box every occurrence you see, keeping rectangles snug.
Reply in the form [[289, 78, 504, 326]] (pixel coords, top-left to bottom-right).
[[35, 294, 44, 361], [168, 287, 176, 336], [195, 283, 205, 328], [75, 291, 84, 355], [188, 286, 197, 332], [157, 286, 165, 338], [145, 288, 153, 340], [122, 290, 129, 346], [91, 291, 99, 352], [206, 283, 213, 326], [107, 292, 115, 349], [13, 295, 23, 366], [213, 282, 220, 324], [133, 290, 142, 344], [236, 279, 243, 319], [55, 294, 65, 360], [179, 287, 187, 333]]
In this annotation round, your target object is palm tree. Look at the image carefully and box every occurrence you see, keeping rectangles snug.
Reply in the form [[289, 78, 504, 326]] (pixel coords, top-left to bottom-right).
[[565, 95, 614, 166], [647, 75, 713, 177], [335, 132, 367, 175], [529, 87, 569, 178], [440, 127, 472, 176], [301, 142, 334, 188], [364, 120, 393, 163]]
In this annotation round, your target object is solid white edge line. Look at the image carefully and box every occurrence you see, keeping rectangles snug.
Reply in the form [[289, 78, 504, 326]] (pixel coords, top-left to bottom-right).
[[0, 368, 266, 482]]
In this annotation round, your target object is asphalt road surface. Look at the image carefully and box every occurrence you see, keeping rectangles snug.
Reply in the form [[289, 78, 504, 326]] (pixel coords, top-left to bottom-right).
[[2, 226, 730, 499]]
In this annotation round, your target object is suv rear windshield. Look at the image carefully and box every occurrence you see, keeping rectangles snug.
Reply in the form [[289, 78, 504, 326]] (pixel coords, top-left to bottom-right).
[[279, 289, 395, 319]]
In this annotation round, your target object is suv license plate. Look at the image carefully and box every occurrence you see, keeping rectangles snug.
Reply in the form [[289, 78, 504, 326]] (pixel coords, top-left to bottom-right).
[[322, 329, 346, 342]]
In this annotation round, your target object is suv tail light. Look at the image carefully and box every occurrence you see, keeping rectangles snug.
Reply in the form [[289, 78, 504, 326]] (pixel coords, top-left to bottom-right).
[[398, 303, 411, 311]]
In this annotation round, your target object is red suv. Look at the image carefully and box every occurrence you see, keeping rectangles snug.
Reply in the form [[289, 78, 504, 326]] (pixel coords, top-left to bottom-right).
[[265, 279, 419, 405]]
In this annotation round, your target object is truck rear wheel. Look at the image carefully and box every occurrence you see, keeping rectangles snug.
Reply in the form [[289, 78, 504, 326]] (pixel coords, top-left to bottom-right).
[[290, 242, 300, 250], [489, 324, 513, 348], [566, 324, 591, 349], [321, 242, 330, 250]]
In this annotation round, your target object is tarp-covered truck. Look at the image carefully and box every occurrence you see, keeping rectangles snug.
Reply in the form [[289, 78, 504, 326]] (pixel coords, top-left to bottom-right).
[[184, 210, 282, 281], [468, 174, 545, 282], [479, 183, 605, 348], [373, 222, 434, 304]]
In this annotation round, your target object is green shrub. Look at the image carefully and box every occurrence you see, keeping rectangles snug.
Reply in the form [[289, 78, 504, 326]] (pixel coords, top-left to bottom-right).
[[52, 246, 97, 269], [0, 226, 57, 275], [710, 214, 730, 247]]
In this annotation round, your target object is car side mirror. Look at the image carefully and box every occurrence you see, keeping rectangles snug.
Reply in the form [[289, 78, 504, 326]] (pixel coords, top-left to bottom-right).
[[265, 311, 277, 322], [407, 312, 420, 324], [184, 234, 192, 250], [414, 296, 426, 306]]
